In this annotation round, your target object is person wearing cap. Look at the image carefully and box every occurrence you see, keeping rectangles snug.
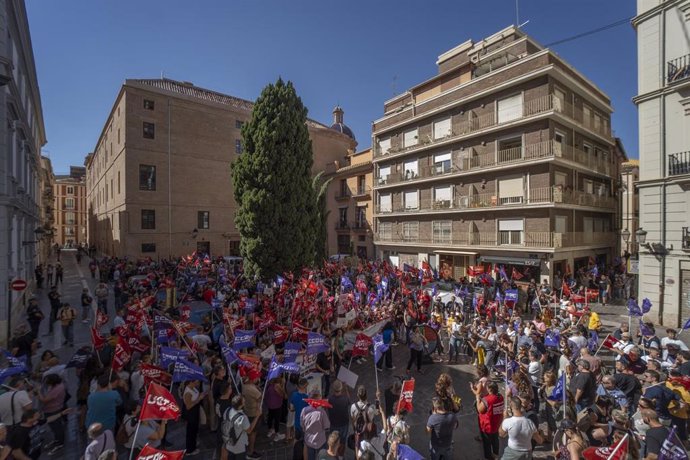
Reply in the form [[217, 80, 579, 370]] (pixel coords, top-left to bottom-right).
[[612, 332, 635, 361], [661, 328, 689, 359], [570, 359, 596, 412], [551, 419, 586, 459]]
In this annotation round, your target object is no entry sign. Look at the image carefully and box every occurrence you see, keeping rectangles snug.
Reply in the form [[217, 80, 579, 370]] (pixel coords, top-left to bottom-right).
[[10, 279, 27, 291]]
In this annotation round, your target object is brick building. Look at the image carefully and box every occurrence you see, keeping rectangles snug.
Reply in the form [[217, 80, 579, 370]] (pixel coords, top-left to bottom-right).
[[85, 78, 356, 259], [372, 26, 624, 284], [53, 166, 86, 247]]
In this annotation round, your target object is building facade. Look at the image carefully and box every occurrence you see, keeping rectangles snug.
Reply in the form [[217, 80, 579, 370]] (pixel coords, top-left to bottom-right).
[[620, 159, 639, 256], [53, 166, 87, 247], [0, 0, 47, 345], [633, 0, 690, 326], [327, 146, 375, 259], [39, 156, 55, 263], [372, 26, 622, 284], [86, 78, 356, 259]]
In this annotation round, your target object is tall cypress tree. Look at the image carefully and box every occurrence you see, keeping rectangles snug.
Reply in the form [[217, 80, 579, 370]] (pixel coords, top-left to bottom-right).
[[231, 79, 316, 278]]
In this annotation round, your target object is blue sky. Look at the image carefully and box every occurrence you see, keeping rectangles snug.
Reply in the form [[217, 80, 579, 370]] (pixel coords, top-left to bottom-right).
[[27, 0, 637, 173]]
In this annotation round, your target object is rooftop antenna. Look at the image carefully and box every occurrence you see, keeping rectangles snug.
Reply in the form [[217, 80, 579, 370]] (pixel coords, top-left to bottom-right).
[[161, 70, 165, 79], [515, 0, 529, 30], [391, 75, 398, 96]]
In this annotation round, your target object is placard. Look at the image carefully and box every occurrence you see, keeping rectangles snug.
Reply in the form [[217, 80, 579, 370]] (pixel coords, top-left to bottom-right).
[[336, 366, 358, 389], [345, 309, 356, 321]]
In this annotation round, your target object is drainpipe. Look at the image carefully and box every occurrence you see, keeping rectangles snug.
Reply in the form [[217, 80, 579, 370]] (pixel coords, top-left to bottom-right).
[[168, 98, 172, 259], [659, 11, 667, 324]]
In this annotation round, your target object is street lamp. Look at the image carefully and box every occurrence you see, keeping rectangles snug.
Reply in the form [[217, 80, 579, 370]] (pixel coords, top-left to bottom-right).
[[636, 228, 647, 245], [636, 227, 672, 255], [621, 228, 631, 244], [22, 227, 46, 246]]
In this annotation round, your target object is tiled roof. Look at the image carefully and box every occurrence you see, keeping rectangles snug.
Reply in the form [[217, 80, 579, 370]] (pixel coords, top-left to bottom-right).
[[127, 78, 332, 131]]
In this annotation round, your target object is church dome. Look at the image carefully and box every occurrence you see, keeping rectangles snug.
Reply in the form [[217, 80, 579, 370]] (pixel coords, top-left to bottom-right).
[[329, 105, 355, 141]]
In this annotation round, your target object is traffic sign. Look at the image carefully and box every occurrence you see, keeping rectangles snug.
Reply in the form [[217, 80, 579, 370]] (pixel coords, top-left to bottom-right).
[[10, 279, 27, 291]]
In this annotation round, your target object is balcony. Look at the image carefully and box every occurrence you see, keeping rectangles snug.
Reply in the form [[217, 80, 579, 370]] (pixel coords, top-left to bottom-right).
[[351, 186, 371, 199], [335, 190, 351, 201], [374, 231, 615, 250], [374, 185, 616, 215], [668, 54, 690, 84], [668, 152, 690, 176], [335, 221, 350, 231], [374, 94, 612, 159], [352, 221, 369, 232]]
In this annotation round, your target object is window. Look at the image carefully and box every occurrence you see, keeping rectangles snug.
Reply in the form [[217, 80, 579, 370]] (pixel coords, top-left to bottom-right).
[[339, 179, 348, 197], [378, 165, 391, 184], [117, 128, 120, 144], [139, 165, 156, 191], [433, 117, 451, 139], [338, 208, 348, 226], [117, 171, 121, 194], [378, 222, 392, 240], [583, 143, 592, 156], [594, 114, 601, 131], [434, 186, 452, 208], [228, 240, 240, 256], [379, 193, 392, 213], [198, 211, 210, 229], [65, 226, 75, 236], [235, 139, 243, 154], [433, 221, 452, 243], [143, 122, 155, 139], [378, 138, 391, 155], [65, 198, 75, 209], [404, 190, 418, 210], [144, 99, 155, 110], [403, 128, 418, 148], [141, 243, 156, 253], [497, 137, 522, 162], [337, 235, 350, 254], [141, 209, 156, 230], [498, 177, 524, 204], [555, 216, 567, 234], [235, 120, 244, 129], [403, 159, 418, 179], [66, 186, 74, 195], [65, 212, 75, 225], [402, 222, 419, 241], [357, 175, 366, 194], [433, 152, 452, 174], [583, 105, 592, 126], [355, 206, 367, 227], [497, 93, 523, 123], [498, 219, 523, 245]]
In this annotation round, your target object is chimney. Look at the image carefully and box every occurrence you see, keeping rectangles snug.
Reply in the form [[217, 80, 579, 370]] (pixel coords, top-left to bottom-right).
[[333, 105, 344, 124]]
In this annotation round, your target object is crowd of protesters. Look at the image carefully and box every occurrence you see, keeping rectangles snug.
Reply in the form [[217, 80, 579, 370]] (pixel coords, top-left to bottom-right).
[[0, 252, 689, 460]]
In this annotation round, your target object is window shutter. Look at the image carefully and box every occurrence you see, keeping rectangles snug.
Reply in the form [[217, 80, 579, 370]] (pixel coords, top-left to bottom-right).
[[403, 129, 418, 147], [497, 94, 523, 123], [379, 138, 391, 154], [433, 118, 452, 139], [434, 186, 451, 202], [379, 166, 391, 178], [434, 152, 452, 164], [379, 194, 392, 212], [403, 160, 418, 176], [498, 177, 524, 198], [404, 190, 418, 209], [498, 219, 524, 231]]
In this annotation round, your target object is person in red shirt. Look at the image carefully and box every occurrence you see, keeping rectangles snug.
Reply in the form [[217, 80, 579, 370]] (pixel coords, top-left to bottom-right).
[[472, 380, 504, 460]]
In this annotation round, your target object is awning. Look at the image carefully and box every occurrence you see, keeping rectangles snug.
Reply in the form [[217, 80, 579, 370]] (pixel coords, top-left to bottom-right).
[[479, 255, 542, 267], [433, 250, 478, 256]]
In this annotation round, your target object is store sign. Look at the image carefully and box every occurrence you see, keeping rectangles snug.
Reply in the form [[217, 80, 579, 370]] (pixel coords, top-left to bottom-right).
[[628, 259, 639, 275]]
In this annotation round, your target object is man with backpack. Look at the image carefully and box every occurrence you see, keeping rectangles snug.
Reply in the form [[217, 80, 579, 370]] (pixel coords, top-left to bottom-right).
[[222, 395, 253, 460], [349, 386, 377, 451]]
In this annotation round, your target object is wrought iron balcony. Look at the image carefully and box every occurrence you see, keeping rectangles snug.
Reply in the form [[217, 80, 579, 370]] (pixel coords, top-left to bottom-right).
[[668, 151, 690, 176], [668, 54, 690, 84]]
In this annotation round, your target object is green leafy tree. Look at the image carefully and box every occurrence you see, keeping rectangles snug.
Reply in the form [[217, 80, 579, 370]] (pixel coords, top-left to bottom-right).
[[231, 79, 317, 278], [312, 171, 332, 264]]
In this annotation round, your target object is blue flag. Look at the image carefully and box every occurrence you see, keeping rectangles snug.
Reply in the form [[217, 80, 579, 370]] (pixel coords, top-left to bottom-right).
[[454, 286, 461, 297], [627, 298, 643, 317], [233, 329, 256, 350], [1, 349, 27, 369], [639, 320, 655, 337], [172, 358, 208, 383], [658, 426, 689, 460], [547, 374, 565, 401], [160, 346, 190, 368], [590, 265, 599, 277], [219, 335, 240, 366], [340, 275, 353, 292], [588, 331, 599, 353], [381, 277, 389, 292], [472, 296, 478, 312], [373, 333, 390, 364], [266, 356, 300, 381], [499, 265, 508, 282], [495, 290, 502, 303], [397, 444, 425, 460], [544, 329, 560, 348], [65, 349, 92, 369], [403, 263, 414, 273], [505, 289, 519, 302], [276, 275, 285, 287], [155, 328, 172, 344], [284, 342, 301, 363], [683, 318, 690, 331], [307, 332, 329, 355], [642, 298, 653, 314], [153, 313, 174, 331], [431, 284, 438, 298], [0, 364, 27, 381], [211, 298, 222, 311], [568, 339, 581, 361], [244, 298, 256, 314]]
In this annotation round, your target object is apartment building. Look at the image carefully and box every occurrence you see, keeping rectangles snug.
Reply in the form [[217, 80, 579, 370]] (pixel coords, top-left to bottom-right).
[[39, 156, 55, 262], [86, 78, 356, 259], [328, 146, 375, 259], [53, 166, 87, 247], [633, 0, 690, 326], [620, 159, 639, 256], [372, 26, 623, 284]]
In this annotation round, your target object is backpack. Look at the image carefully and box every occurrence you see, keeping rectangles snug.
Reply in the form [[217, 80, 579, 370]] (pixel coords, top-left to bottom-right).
[[352, 402, 371, 435], [116, 416, 135, 444], [221, 407, 244, 446]]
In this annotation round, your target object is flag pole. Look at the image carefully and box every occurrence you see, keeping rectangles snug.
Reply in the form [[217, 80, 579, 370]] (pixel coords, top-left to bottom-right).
[[593, 334, 611, 358], [562, 373, 567, 421], [605, 433, 628, 460], [128, 419, 143, 460]]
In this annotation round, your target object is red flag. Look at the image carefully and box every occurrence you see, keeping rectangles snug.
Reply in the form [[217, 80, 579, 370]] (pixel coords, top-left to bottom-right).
[[422, 261, 430, 272], [96, 309, 109, 329], [140, 364, 172, 387], [602, 334, 620, 350], [180, 305, 191, 322], [127, 335, 151, 354], [140, 383, 181, 421], [565, 263, 572, 276], [90, 327, 106, 351], [304, 399, 333, 409], [667, 375, 690, 392], [272, 325, 289, 344], [571, 294, 586, 303], [586, 289, 599, 301], [352, 333, 373, 357], [136, 444, 185, 460], [292, 322, 310, 342], [583, 434, 628, 460], [562, 283, 571, 297], [112, 336, 132, 371], [397, 379, 415, 414], [511, 267, 524, 280]]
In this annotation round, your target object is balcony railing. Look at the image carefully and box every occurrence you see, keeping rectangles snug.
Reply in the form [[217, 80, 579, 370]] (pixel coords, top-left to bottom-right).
[[375, 185, 616, 214], [374, 231, 615, 249], [352, 186, 371, 197], [668, 54, 690, 84], [335, 190, 351, 201], [352, 221, 369, 231], [374, 94, 612, 158], [668, 151, 690, 176], [335, 221, 350, 230], [376, 140, 613, 187]]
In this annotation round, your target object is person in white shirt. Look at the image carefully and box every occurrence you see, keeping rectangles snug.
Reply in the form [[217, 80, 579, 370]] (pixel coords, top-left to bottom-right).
[[661, 328, 689, 359], [0, 377, 33, 425], [224, 395, 254, 459], [613, 332, 635, 361], [499, 397, 543, 460], [83, 423, 115, 460]]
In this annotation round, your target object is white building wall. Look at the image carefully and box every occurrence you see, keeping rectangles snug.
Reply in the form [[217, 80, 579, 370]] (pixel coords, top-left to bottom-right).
[[637, 15, 661, 95]]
